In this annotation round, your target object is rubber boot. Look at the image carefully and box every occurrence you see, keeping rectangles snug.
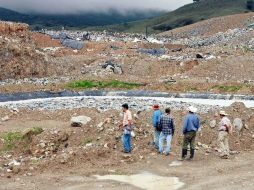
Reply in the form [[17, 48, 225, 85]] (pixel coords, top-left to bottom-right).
[[179, 149, 188, 161], [190, 149, 195, 160]]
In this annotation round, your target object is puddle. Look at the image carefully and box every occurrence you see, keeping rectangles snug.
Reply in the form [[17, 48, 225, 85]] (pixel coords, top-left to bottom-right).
[[95, 172, 184, 190], [169, 161, 183, 167]]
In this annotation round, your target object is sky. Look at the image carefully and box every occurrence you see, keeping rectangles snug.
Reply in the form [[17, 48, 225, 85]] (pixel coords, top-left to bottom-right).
[[0, 0, 193, 14]]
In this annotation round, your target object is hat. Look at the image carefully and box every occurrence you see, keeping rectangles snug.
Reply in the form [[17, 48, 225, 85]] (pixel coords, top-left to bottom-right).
[[153, 104, 160, 109], [219, 110, 228, 116], [188, 106, 198, 113]]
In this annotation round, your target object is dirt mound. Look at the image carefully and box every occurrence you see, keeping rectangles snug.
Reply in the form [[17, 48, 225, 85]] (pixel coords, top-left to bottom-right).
[[160, 12, 254, 38], [0, 21, 29, 35], [0, 21, 57, 80]]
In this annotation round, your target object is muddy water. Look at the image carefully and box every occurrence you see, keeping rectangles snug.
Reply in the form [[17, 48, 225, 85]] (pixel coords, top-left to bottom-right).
[[95, 172, 184, 190]]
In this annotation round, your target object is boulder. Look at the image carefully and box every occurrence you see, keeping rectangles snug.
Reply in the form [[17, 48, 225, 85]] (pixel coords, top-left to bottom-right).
[[71, 116, 91, 127], [1, 115, 10, 122], [233, 118, 243, 131], [209, 120, 217, 128]]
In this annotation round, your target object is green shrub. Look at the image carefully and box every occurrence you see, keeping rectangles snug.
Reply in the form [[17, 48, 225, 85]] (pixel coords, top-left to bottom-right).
[[68, 80, 143, 90]]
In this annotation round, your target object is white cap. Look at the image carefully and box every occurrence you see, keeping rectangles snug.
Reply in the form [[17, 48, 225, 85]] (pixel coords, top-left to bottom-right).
[[219, 110, 228, 116], [188, 106, 198, 113]]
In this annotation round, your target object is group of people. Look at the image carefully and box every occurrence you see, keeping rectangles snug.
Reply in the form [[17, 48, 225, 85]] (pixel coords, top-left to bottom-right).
[[120, 103, 232, 160]]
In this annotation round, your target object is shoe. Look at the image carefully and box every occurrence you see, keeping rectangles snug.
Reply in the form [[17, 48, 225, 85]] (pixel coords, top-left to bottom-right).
[[165, 153, 170, 156]]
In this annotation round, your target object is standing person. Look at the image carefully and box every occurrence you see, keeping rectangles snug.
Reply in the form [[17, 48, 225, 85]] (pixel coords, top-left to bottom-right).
[[158, 108, 175, 156], [152, 104, 162, 149], [180, 106, 200, 161], [218, 111, 232, 159], [120, 103, 133, 153]]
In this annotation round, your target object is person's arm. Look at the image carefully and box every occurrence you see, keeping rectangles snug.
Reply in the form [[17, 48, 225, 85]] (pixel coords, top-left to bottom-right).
[[197, 116, 201, 130]]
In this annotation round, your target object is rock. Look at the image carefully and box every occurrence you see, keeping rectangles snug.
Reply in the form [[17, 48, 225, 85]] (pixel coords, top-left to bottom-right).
[[27, 173, 32, 176], [102, 61, 123, 75], [196, 53, 204, 59], [209, 120, 217, 128], [71, 116, 91, 127], [233, 118, 243, 132], [12, 166, 21, 174], [1, 115, 10, 122], [39, 143, 46, 148]]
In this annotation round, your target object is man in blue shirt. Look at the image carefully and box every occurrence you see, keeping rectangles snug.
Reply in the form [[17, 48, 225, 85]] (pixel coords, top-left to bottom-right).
[[158, 108, 175, 156], [152, 104, 162, 149], [181, 106, 200, 160]]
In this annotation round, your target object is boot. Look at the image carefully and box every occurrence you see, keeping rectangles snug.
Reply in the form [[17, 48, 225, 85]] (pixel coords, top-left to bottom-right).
[[189, 149, 195, 160], [179, 149, 188, 161]]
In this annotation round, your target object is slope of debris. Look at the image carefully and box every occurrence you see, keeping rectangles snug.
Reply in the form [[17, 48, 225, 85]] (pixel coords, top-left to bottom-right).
[[160, 12, 254, 38], [0, 21, 54, 80]]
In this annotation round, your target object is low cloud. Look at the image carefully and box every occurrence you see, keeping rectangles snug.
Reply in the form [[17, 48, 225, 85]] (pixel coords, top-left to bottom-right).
[[0, 0, 192, 14]]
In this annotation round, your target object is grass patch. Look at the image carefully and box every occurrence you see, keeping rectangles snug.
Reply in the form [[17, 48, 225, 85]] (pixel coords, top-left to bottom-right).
[[30, 127, 44, 136], [1, 132, 23, 151], [83, 138, 93, 145], [68, 80, 143, 90], [1, 127, 44, 152], [212, 85, 242, 92]]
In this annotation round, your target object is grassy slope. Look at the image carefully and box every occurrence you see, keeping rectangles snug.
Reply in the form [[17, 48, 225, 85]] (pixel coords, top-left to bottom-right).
[[0, 7, 164, 30], [98, 0, 250, 33]]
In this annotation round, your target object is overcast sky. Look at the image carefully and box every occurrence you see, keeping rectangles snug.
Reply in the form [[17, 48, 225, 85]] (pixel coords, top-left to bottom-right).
[[0, 0, 193, 14]]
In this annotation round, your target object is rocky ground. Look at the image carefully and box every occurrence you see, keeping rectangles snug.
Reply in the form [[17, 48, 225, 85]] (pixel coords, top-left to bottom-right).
[[0, 13, 254, 189], [1, 13, 254, 94], [0, 101, 253, 189]]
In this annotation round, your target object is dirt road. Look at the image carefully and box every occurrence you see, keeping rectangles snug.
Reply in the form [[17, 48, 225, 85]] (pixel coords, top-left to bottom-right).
[[1, 150, 253, 190]]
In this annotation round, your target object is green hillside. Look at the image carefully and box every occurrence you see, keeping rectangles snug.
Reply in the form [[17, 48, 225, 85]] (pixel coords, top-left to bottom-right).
[[0, 7, 164, 30], [99, 0, 253, 33]]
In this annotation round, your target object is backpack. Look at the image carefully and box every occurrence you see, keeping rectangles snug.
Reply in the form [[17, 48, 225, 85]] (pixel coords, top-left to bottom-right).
[[156, 123, 162, 132]]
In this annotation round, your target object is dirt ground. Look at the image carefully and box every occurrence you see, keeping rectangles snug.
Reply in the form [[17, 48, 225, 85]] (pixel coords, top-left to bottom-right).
[[1, 146, 254, 190], [0, 104, 253, 189]]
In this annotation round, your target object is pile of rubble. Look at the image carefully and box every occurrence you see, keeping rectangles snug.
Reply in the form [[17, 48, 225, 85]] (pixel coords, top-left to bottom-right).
[[0, 21, 56, 80], [0, 21, 29, 35], [179, 28, 252, 48]]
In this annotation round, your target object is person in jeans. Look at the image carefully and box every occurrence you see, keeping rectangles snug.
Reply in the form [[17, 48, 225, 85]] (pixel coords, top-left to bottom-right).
[[120, 103, 133, 153], [180, 106, 200, 161], [218, 110, 231, 159], [158, 108, 175, 156], [152, 104, 162, 149]]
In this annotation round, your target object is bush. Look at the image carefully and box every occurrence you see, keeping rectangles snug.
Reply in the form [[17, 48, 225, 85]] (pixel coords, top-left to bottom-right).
[[246, 0, 254, 11]]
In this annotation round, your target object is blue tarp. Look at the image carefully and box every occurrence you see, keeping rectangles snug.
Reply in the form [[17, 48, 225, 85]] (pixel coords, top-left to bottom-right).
[[137, 48, 166, 56]]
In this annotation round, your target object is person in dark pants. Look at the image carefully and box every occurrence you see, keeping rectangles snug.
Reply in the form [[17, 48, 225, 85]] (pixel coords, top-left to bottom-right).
[[180, 106, 200, 161]]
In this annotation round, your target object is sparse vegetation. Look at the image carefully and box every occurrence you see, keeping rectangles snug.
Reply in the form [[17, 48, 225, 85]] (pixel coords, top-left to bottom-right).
[[101, 0, 251, 33], [83, 138, 93, 145], [68, 80, 143, 90], [1, 127, 43, 152], [1, 132, 23, 151], [212, 85, 242, 92], [30, 127, 44, 136]]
